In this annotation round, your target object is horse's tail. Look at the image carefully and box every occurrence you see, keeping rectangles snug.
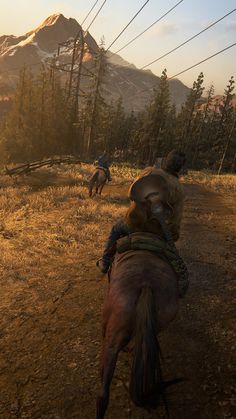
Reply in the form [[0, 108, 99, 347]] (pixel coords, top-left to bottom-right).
[[88, 170, 98, 196], [130, 286, 162, 409]]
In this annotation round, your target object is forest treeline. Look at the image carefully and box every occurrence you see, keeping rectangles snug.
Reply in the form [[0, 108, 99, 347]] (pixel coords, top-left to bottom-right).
[[0, 57, 235, 173]]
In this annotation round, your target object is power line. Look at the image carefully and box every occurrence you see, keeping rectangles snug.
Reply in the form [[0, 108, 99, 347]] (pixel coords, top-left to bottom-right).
[[86, 0, 108, 31], [68, 1, 107, 50], [106, 0, 150, 52], [62, 1, 105, 51], [81, 0, 100, 26], [112, 0, 184, 57], [141, 7, 236, 69], [169, 42, 236, 79], [123, 42, 236, 100]]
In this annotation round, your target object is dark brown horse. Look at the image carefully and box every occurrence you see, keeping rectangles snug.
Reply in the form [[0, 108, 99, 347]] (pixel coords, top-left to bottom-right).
[[89, 168, 107, 197], [96, 244, 179, 419]]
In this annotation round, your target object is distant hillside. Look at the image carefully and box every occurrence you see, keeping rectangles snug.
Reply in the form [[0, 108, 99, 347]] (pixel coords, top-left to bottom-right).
[[0, 13, 190, 113], [198, 94, 236, 113]]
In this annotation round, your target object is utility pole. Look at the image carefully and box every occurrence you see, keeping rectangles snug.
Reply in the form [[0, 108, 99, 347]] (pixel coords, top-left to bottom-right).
[[68, 38, 78, 100], [39, 68, 46, 138], [49, 55, 57, 102], [73, 30, 85, 123], [56, 30, 88, 154], [86, 47, 105, 156], [18, 66, 26, 129], [54, 29, 102, 156], [58, 31, 85, 105]]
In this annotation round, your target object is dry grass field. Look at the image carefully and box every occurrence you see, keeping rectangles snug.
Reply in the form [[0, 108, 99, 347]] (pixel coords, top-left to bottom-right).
[[0, 163, 235, 419], [184, 171, 236, 194]]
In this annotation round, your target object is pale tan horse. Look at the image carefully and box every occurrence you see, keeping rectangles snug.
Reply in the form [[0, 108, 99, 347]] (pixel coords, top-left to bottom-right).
[[88, 168, 107, 197]]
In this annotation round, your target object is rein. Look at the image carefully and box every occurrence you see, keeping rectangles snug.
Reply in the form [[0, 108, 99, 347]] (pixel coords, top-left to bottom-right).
[[150, 211, 189, 297]]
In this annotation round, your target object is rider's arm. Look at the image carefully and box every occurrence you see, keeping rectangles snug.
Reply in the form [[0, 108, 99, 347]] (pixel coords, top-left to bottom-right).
[[104, 219, 130, 254]]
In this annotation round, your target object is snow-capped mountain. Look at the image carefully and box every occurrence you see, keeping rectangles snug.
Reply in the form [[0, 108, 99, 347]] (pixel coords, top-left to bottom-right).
[[0, 13, 190, 112], [0, 14, 98, 67]]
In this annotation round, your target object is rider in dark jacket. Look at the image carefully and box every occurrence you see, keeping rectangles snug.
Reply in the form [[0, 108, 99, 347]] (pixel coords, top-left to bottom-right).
[[97, 151, 112, 181]]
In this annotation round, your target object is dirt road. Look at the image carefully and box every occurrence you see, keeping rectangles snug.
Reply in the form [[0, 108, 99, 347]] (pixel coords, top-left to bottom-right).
[[0, 178, 235, 419]]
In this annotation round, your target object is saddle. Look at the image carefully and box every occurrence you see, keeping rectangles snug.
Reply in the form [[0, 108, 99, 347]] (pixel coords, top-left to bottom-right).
[[116, 232, 189, 295], [116, 232, 174, 259], [96, 166, 108, 176]]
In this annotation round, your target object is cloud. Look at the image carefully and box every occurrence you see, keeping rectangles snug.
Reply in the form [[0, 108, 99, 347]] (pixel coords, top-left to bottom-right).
[[226, 21, 236, 32], [147, 22, 177, 38]]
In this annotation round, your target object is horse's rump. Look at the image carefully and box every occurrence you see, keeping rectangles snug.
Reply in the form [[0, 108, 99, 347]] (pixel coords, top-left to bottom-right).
[[106, 250, 179, 331], [89, 168, 107, 196], [96, 166, 108, 176], [97, 249, 179, 418], [91, 167, 107, 181]]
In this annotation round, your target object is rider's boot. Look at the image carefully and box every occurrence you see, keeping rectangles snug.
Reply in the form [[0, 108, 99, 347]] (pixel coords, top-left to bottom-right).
[[106, 168, 112, 182], [96, 254, 111, 274]]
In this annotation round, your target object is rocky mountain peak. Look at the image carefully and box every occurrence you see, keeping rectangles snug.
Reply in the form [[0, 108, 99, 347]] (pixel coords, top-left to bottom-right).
[[36, 13, 67, 28], [0, 14, 190, 112], [26, 13, 81, 52]]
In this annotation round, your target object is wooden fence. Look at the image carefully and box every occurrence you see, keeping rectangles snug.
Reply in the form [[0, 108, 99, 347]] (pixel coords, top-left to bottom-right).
[[4, 156, 81, 176]]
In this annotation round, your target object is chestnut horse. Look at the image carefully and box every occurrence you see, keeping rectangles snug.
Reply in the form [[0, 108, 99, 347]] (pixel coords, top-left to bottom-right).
[[96, 245, 179, 419], [89, 168, 107, 197]]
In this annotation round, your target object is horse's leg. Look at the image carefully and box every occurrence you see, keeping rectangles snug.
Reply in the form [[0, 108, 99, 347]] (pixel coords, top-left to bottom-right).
[[96, 339, 119, 419], [99, 181, 106, 195], [89, 171, 99, 196], [88, 180, 93, 197], [95, 180, 99, 194], [96, 315, 131, 419]]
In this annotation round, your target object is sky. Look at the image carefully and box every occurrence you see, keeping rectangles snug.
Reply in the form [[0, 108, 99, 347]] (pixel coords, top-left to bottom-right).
[[0, 0, 236, 94]]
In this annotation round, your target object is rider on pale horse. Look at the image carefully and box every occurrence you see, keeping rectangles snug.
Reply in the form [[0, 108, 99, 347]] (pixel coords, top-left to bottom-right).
[[96, 151, 112, 181], [96, 150, 189, 297]]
